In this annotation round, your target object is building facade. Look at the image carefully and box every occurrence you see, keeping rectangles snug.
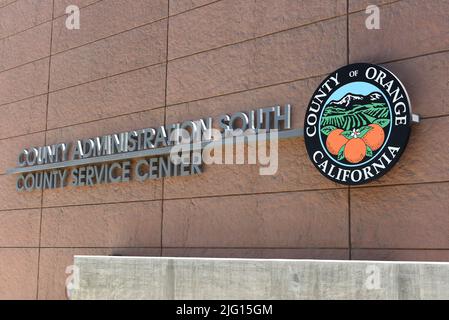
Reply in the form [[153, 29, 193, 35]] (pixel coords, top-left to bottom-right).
[[0, 0, 448, 299]]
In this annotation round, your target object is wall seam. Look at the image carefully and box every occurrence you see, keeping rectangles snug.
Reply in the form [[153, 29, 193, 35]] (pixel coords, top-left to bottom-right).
[[52, 0, 104, 20], [346, 0, 352, 261], [0, 0, 19, 10], [0, 19, 52, 42], [3, 246, 449, 251], [0, 54, 50, 77], [168, 0, 222, 18], [160, 0, 170, 256], [0, 0, 400, 57], [166, 0, 403, 63], [0, 80, 448, 142], [35, 0, 54, 300], [51, 16, 168, 57], [2, 46, 449, 115], [48, 61, 165, 94], [0, 0, 104, 43], [0, 178, 448, 213]]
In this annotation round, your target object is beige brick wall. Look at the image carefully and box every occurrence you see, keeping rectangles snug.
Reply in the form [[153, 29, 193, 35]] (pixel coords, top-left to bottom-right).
[[0, 0, 447, 299]]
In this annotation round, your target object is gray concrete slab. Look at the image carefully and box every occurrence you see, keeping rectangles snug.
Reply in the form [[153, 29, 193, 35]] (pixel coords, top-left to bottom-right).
[[70, 256, 449, 299]]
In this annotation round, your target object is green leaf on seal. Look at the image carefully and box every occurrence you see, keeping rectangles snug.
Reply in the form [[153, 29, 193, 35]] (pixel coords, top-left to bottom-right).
[[366, 145, 373, 157], [341, 130, 353, 139], [337, 144, 346, 160], [358, 125, 373, 138], [373, 119, 390, 128], [321, 125, 337, 136]]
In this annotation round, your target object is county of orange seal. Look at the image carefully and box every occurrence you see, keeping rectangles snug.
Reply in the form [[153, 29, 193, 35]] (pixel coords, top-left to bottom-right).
[[304, 63, 413, 185]]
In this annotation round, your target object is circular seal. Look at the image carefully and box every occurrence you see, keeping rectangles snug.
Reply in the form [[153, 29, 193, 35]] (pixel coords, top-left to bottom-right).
[[304, 63, 412, 185]]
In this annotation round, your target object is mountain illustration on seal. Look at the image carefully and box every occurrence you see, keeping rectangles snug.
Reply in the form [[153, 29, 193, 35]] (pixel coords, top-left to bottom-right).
[[321, 92, 389, 131]]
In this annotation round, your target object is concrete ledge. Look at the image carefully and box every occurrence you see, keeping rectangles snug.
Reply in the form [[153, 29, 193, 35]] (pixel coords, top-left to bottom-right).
[[70, 256, 449, 300]]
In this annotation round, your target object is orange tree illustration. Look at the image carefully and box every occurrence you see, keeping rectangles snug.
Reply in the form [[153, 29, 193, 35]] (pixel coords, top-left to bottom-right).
[[320, 92, 390, 164]]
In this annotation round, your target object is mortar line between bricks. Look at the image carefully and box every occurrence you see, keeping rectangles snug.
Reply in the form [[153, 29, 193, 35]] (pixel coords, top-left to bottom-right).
[[381, 48, 449, 65], [168, 0, 222, 18], [43, 103, 162, 130], [343, 179, 449, 190], [2, 45, 449, 114], [346, 0, 352, 261], [164, 73, 329, 107], [0, 13, 167, 65], [0, 0, 417, 79], [0, 56, 50, 77], [0, 179, 449, 213], [52, 0, 105, 20], [0, 10, 345, 72], [158, 247, 449, 251], [36, 0, 54, 300], [41, 187, 346, 209], [348, 186, 352, 260], [421, 114, 449, 120], [1, 38, 449, 114], [53, 61, 168, 94], [166, 13, 349, 63], [347, 0, 403, 15], [0, 93, 48, 111], [0, 0, 105, 43], [0, 17, 169, 78], [0, 61, 166, 111], [160, 0, 170, 257], [0, 79, 448, 142], [0, 129, 47, 142], [164, 45, 449, 106], [0, 247, 163, 249], [51, 16, 169, 57], [0, 0, 19, 10], [0, 71, 328, 132], [0, 86, 449, 144], [1, 10, 340, 80], [3, 246, 449, 251], [0, 187, 346, 213], [0, 199, 161, 213], [0, 106, 167, 142], [346, 0, 349, 65], [0, 0, 405, 79], [0, 19, 53, 43], [0, 110, 435, 149], [167, 0, 403, 20], [166, 0, 405, 63], [0, 246, 348, 250]]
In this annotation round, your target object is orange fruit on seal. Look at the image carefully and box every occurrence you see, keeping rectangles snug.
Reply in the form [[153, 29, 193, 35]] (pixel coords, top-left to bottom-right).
[[344, 138, 366, 163], [362, 123, 385, 151], [326, 129, 348, 155]]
